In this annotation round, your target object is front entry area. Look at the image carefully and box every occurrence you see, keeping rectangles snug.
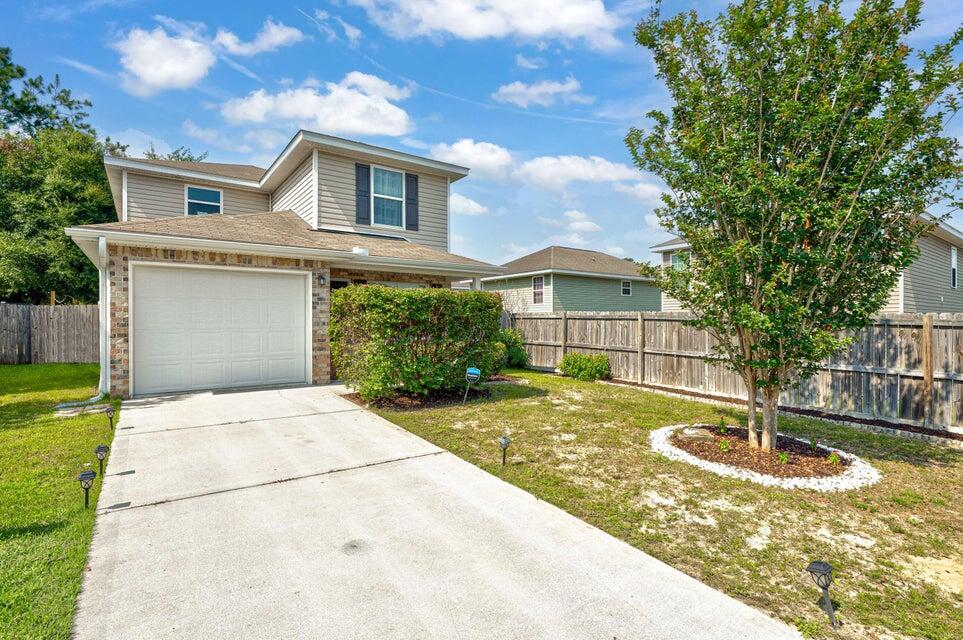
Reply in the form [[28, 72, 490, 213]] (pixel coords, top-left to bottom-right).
[[130, 264, 310, 396]]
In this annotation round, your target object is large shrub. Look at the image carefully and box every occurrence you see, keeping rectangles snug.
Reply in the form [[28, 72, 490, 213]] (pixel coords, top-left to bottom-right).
[[559, 353, 610, 381], [497, 328, 528, 369], [330, 285, 503, 400]]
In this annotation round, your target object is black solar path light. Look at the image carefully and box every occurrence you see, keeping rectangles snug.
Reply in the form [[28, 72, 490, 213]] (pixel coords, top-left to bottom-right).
[[95, 445, 109, 475], [499, 434, 511, 466], [104, 406, 115, 430], [463, 366, 481, 404], [78, 470, 96, 509], [806, 560, 838, 627]]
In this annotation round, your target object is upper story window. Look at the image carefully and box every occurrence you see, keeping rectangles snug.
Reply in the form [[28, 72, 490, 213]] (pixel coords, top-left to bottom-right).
[[670, 251, 689, 269], [185, 185, 222, 216], [952, 246, 958, 289], [621, 280, 632, 296], [372, 167, 404, 228], [532, 276, 544, 304]]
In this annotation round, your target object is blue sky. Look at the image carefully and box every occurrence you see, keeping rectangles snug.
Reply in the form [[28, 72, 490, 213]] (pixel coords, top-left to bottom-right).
[[7, 0, 963, 265]]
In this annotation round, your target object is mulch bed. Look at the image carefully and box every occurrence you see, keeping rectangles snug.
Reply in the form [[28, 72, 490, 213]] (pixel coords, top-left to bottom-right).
[[486, 374, 524, 383], [669, 425, 849, 478], [341, 386, 491, 410]]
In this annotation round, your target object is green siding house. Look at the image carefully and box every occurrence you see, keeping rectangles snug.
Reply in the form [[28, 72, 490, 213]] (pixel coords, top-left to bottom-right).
[[481, 246, 660, 313]]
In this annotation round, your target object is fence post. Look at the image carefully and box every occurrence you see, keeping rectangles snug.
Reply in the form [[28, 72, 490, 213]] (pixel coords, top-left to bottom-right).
[[637, 312, 645, 384], [922, 313, 934, 427], [560, 311, 568, 361]]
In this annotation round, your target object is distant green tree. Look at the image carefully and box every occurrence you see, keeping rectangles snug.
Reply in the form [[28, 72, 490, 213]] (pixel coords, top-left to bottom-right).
[[144, 142, 208, 162], [628, 0, 962, 450], [0, 47, 92, 135], [0, 128, 116, 303]]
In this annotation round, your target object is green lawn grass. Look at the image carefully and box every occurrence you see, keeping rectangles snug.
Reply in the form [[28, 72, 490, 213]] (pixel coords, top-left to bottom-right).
[[0, 364, 118, 640], [373, 370, 963, 640]]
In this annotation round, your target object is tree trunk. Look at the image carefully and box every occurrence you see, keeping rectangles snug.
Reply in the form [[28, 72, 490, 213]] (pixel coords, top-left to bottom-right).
[[760, 387, 779, 452], [745, 374, 760, 449]]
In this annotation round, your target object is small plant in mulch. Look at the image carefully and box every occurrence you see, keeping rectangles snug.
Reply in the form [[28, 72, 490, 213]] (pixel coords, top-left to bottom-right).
[[342, 386, 491, 410], [669, 424, 851, 479]]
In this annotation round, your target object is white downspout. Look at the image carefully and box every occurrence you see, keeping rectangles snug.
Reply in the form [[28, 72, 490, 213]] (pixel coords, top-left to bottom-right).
[[97, 236, 109, 394]]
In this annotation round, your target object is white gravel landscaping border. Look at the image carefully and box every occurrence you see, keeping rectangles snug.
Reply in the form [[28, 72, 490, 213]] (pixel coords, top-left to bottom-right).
[[650, 424, 882, 492]]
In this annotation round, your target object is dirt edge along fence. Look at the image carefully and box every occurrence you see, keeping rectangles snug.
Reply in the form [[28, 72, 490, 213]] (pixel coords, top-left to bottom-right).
[[503, 311, 963, 433]]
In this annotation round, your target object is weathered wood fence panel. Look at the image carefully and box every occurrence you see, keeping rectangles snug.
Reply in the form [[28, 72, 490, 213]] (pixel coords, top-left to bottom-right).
[[504, 311, 963, 433], [0, 304, 98, 364]]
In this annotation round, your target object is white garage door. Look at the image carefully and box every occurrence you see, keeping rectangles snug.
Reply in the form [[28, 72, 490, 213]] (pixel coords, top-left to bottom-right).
[[131, 265, 309, 396]]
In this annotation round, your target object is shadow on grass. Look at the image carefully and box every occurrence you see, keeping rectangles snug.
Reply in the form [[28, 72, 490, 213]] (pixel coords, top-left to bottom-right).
[[0, 520, 67, 541]]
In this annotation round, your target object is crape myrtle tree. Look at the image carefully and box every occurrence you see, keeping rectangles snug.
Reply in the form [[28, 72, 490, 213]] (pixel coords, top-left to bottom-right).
[[627, 0, 962, 450]]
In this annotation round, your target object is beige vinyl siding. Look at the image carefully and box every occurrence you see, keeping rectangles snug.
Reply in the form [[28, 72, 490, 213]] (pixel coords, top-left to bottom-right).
[[316, 152, 449, 251], [903, 234, 963, 313], [483, 275, 553, 313], [125, 173, 268, 220], [552, 275, 661, 311], [879, 276, 903, 313], [270, 156, 315, 226]]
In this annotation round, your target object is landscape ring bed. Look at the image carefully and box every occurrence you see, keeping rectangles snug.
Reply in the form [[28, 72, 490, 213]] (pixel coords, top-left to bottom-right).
[[650, 424, 881, 492]]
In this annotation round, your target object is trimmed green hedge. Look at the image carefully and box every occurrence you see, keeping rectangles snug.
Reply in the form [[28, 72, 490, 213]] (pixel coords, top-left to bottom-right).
[[559, 352, 610, 381], [330, 285, 503, 400]]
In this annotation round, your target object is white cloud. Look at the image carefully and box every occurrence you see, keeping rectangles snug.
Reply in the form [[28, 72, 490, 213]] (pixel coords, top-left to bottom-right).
[[606, 245, 627, 258], [429, 139, 513, 180], [114, 26, 216, 96], [401, 137, 429, 150], [108, 128, 172, 158], [450, 193, 490, 216], [563, 209, 601, 232], [501, 232, 590, 262], [214, 19, 306, 56], [515, 53, 545, 70], [491, 76, 593, 108], [182, 120, 252, 153], [53, 56, 111, 80], [243, 129, 289, 150], [348, 0, 622, 49], [645, 213, 661, 229], [615, 180, 666, 205], [221, 72, 412, 136], [516, 154, 638, 191], [336, 17, 363, 46]]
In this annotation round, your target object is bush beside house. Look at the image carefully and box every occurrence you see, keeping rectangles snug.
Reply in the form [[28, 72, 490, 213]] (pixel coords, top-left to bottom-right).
[[559, 353, 610, 381], [331, 285, 503, 400]]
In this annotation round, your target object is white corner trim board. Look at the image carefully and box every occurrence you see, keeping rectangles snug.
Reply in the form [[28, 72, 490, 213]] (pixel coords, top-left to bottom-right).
[[649, 424, 881, 492]]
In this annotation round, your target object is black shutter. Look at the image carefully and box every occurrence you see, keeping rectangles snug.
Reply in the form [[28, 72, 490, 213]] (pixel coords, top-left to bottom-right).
[[355, 163, 370, 225], [405, 173, 419, 231]]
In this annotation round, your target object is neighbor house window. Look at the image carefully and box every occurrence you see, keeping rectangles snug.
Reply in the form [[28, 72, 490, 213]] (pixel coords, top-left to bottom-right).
[[952, 246, 958, 289], [621, 280, 632, 296], [372, 167, 404, 228], [532, 276, 544, 304], [185, 186, 222, 216]]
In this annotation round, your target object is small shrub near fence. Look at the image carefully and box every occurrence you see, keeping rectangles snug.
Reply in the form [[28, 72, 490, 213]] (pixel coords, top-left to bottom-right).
[[560, 353, 610, 381], [497, 328, 528, 369], [331, 285, 503, 401]]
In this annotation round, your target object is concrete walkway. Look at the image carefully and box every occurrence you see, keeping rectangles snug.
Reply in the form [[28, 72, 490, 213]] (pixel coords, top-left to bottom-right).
[[74, 386, 799, 640]]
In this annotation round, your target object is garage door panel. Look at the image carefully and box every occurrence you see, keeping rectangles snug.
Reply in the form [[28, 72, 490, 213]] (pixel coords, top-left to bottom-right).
[[132, 266, 309, 396]]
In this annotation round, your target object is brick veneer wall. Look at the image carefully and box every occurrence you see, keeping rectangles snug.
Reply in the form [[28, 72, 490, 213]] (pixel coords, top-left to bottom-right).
[[107, 245, 331, 398]]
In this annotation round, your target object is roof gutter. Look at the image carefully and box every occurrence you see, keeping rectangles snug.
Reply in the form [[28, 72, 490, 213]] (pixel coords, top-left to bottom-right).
[[480, 268, 652, 282]]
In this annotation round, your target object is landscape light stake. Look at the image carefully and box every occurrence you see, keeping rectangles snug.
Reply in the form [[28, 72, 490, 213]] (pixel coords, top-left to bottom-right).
[[105, 406, 115, 430], [78, 470, 96, 509], [95, 445, 109, 476], [463, 367, 481, 404], [499, 435, 511, 466], [806, 560, 838, 627]]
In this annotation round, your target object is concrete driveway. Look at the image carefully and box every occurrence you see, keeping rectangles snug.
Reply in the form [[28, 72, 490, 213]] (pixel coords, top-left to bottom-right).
[[74, 386, 798, 640]]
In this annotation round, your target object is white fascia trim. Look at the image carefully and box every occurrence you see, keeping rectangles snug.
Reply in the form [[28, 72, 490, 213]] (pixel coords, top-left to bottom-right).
[[311, 148, 319, 229], [651, 241, 690, 252], [121, 170, 128, 221], [104, 156, 262, 190], [338, 254, 505, 277], [317, 224, 409, 241], [898, 271, 905, 312], [480, 268, 653, 282]]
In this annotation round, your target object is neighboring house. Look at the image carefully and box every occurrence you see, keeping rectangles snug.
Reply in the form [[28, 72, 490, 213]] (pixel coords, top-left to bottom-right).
[[480, 246, 660, 313], [66, 129, 504, 398], [651, 220, 963, 313]]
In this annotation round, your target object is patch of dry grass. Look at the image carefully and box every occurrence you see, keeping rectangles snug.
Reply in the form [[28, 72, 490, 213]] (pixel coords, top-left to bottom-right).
[[371, 371, 963, 640]]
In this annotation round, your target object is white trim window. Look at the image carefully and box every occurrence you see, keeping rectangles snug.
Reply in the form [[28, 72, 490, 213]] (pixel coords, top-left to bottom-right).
[[532, 275, 544, 304], [185, 185, 222, 216], [952, 246, 958, 289], [621, 280, 632, 296], [371, 166, 405, 228]]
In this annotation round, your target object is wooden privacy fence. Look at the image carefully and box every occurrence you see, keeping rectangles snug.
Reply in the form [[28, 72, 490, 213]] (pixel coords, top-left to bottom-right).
[[0, 304, 99, 364], [504, 311, 963, 432]]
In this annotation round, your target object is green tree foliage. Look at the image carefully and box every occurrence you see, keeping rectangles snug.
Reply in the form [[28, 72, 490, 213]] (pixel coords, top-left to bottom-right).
[[330, 286, 503, 400], [143, 142, 208, 162], [0, 47, 92, 135], [628, 0, 962, 449], [0, 129, 116, 302]]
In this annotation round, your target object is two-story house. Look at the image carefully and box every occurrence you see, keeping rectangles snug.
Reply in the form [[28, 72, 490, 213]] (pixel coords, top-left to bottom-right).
[[651, 219, 963, 313], [66, 130, 504, 398]]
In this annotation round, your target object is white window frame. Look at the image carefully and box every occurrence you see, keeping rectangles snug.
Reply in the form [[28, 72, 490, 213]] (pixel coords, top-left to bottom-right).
[[532, 275, 544, 304], [184, 184, 223, 216], [370, 165, 406, 230], [621, 280, 632, 296], [952, 246, 958, 289]]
